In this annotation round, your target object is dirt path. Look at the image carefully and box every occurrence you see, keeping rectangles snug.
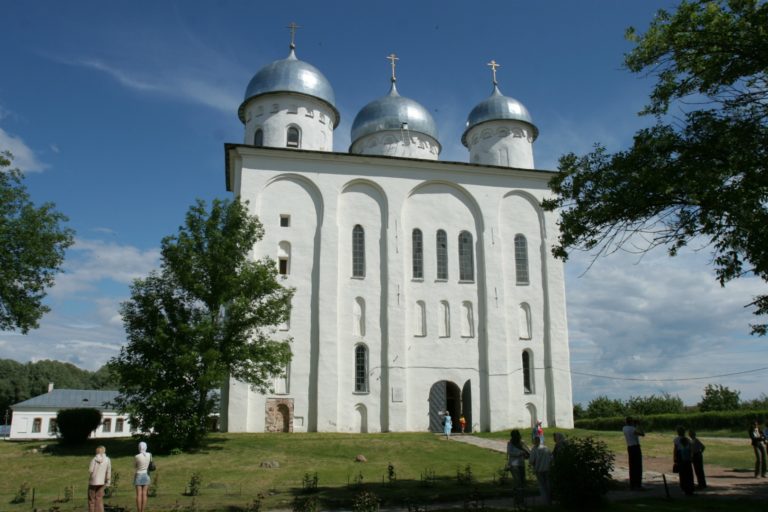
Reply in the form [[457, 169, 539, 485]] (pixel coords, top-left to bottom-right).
[[450, 435, 768, 501]]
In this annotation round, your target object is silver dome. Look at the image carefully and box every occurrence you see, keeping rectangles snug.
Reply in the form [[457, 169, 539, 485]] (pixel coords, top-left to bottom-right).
[[350, 82, 438, 146], [461, 85, 538, 146], [238, 48, 339, 126]]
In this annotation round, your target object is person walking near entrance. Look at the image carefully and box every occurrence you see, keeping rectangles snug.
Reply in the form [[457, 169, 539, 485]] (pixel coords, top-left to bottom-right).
[[459, 415, 467, 434], [443, 413, 453, 437], [623, 416, 645, 490]]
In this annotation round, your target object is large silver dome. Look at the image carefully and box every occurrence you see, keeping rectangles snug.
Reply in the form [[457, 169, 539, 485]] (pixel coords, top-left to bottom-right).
[[461, 85, 538, 146], [350, 83, 438, 146], [238, 48, 339, 126]]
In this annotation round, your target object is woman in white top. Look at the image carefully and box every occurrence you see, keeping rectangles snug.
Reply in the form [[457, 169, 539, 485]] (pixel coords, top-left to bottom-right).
[[134, 442, 152, 512]]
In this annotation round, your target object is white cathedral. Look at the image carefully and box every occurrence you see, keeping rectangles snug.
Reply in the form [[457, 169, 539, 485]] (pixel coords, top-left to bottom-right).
[[220, 37, 573, 434]]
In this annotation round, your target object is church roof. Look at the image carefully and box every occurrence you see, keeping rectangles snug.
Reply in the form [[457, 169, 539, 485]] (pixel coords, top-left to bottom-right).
[[11, 389, 119, 411], [350, 81, 438, 147], [462, 85, 538, 145], [238, 48, 339, 126]]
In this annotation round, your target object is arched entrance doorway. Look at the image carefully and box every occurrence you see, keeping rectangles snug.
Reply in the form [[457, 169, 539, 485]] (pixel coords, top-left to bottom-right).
[[277, 404, 291, 432], [429, 380, 471, 433]]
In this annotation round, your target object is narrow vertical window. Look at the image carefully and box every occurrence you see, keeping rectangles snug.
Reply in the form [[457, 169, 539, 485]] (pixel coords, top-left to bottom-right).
[[355, 345, 369, 393], [353, 297, 366, 337], [522, 351, 533, 394], [102, 418, 112, 433], [48, 418, 57, 434], [115, 418, 124, 433], [519, 303, 532, 339], [458, 231, 474, 281], [439, 300, 450, 337], [287, 126, 300, 148], [275, 363, 290, 394], [515, 234, 529, 285], [254, 129, 264, 147], [278, 241, 291, 276], [414, 300, 426, 336], [436, 229, 448, 280], [461, 301, 474, 338], [412, 229, 423, 279], [352, 225, 365, 277], [31, 418, 42, 433]]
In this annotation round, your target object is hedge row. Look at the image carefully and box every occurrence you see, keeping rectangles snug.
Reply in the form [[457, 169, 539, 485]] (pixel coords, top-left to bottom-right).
[[574, 409, 768, 432]]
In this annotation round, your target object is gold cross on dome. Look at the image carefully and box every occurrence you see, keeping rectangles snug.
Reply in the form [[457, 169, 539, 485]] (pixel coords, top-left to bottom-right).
[[387, 53, 399, 81], [487, 59, 501, 85], [287, 22, 301, 48]]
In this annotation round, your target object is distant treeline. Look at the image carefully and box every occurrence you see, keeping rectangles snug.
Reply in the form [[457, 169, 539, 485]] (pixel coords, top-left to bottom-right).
[[0, 359, 118, 424]]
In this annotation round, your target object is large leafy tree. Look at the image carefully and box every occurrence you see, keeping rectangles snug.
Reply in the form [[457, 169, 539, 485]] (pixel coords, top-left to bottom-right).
[[0, 150, 74, 332], [109, 198, 293, 450], [542, 0, 768, 334]]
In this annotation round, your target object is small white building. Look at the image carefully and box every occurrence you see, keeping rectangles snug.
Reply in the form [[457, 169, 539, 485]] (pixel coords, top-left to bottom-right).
[[9, 388, 132, 440], [221, 40, 573, 434]]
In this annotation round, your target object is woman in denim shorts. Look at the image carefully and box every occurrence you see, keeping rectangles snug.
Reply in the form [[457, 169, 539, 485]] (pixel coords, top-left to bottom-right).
[[134, 442, 152, 512]]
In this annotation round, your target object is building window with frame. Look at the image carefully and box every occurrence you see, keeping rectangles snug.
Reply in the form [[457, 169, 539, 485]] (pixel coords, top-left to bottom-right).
[[414, 300, 426, 336], [436, 229, 448, 280], [439, 300, 450, 337], [515, 234, 530, 285], [354, 344, 369, 393], [353, 297, 366, 337], [286, 126, 300, 148], [48, 418, 57, 434], [102, 418, 112, 433], [31, 418, 42, 433], [461, 301, 474, 338], [115, 418, 124, 433], [519, 303, 532, 339], [412, 229, 423, 279], [278, 241, 291, 276], [275, 363, 290, 395], [254, 129, 264, 147], [280, 214, 291, 227], [352, 225, 365, 278], [458, 231, 474, 282], [522, 350, 533, 394]]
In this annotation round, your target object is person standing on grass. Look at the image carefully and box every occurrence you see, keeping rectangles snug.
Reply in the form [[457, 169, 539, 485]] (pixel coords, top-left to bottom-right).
[[507, 429, 530, 490], [689, 429, 707, 489], [443, 413, 452, 437], [674, 430, 695, 495], [528, 436, 552, 504], [749, 420, 767, 477], [134, 441, 153, 512], [88, 445, 111, 512], [623, 416, 645, 490]]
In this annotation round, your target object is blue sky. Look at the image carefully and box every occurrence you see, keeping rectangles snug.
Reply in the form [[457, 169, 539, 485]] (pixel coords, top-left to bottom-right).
[[1, 0, 766, 406]]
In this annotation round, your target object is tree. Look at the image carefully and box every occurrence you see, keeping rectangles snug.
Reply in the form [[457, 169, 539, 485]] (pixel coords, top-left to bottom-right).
[[109, 198, 293, 450], [56, 408, 102, 445], [698, 383, 741, 411], [542, 0, 768, 334], [0, 150, 74, 332], [585, 395, 626, 419]]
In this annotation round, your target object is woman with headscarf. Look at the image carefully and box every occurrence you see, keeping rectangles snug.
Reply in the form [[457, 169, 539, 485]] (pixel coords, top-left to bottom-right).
[[134, 441, 152, 512]]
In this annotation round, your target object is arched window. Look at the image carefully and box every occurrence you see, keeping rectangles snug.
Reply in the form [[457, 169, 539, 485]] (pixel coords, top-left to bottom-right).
[[414, 300, 426, 336], [412, 229, 423, 279], [439, 300, 450, 337], [254, 129, 263, 147], [461, 301, 474, 338], [286, 126, 300, 148], [519, 303, 532, 339], [458, 231, 474, 281], [352, 225, 365, 277], [353, 297, 366, 337], [436, 229, 448, 280], [522, 350, 533, 394], [354, 344, 369, 393], [515, 234, 529, 285]]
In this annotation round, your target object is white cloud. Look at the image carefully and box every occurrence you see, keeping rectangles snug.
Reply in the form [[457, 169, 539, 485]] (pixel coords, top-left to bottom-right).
[[566, 246, 768, 405], [0, 126, 48, 173]]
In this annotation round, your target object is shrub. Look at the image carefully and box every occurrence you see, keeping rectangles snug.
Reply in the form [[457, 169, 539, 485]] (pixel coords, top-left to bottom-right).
[[11, 482, 30, 504], [575, 409, 768, 431], [185, 472, 201, 496], [56, 408, 102, 444], [352, 490, 380, 512], [626, 393, 684, 415], [550, 436, 614, 509]]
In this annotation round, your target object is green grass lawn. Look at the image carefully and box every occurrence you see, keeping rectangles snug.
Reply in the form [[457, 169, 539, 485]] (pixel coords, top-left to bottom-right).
[[0, 429, 759, 511]]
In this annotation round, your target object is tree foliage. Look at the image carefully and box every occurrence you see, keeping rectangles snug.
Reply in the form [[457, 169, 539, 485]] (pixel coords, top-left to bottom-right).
[[109, 198, 293, 450], [550, 436, 615, 508], [584, 393, 684, 419], [698, 383, 741, 411], [56, 408, 102, 445], [542, 0, 768, 334], [0, 150, 74, 333]]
